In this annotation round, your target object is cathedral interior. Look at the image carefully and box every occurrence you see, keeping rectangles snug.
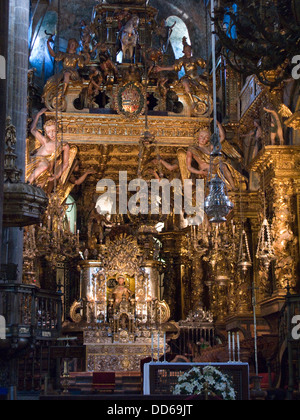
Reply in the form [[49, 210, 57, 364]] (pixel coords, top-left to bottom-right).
[[0, 0, 300, 401]]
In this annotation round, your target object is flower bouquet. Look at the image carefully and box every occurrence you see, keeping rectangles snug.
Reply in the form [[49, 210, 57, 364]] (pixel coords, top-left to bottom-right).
[[173, 366, 236, 400]]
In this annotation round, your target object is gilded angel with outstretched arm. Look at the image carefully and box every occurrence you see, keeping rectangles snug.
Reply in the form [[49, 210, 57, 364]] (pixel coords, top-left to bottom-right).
[[26, 108, 70, 189], [185, 122, 247, 191]]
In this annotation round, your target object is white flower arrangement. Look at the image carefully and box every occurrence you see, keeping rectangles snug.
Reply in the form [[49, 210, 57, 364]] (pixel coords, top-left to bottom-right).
[[173, 366, 236, 400]]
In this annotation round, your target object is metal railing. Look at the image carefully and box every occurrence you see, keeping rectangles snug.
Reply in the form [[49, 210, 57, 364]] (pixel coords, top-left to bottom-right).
[[0, 283, 62, 342]]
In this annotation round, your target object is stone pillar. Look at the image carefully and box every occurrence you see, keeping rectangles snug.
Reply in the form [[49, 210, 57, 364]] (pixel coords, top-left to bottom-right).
[[1, 0, 30, 282], [0, 0, 9, 254]]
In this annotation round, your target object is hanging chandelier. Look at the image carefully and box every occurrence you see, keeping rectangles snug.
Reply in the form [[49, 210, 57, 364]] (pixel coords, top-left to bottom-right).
[[204, 174, 234, 223], [213, 0, 300, 88], [256, 218, 275, 271], [204, 1, 233, 224]]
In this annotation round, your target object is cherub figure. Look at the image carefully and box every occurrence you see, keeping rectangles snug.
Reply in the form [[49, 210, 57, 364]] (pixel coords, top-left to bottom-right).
[[94, 43, 118, 80], [87, 69, 104, 107], [26, 108, 70, 187]]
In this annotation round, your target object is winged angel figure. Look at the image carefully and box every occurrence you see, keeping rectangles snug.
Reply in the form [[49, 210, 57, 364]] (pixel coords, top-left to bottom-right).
[[26, 109, 94, 202], [184, 122, 247, 191]]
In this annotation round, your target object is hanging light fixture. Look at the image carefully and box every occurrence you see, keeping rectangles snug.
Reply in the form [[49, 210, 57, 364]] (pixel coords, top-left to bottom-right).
[[204, 0, 234, 224], [256, 218, 275, 271], [256, 163, 276, 271], [204, 174, 234, 223], [237, 229, 252, 275]]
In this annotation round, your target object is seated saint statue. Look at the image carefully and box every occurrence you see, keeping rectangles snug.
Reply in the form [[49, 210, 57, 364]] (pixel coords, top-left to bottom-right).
[[26, 108, 70, 188], [186, 122, 247, 191], [43, 37, 86, 100], [155, 37, 208, 110], [111, 275, 132, 309]]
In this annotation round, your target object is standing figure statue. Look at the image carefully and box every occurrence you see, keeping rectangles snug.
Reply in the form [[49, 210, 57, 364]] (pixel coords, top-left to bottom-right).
[[26, 108, 70, 188], [154, 38, 210, 115], [263, 105, 285, 145], [111, 275, 132, 310], [120, 15, 140, 62]]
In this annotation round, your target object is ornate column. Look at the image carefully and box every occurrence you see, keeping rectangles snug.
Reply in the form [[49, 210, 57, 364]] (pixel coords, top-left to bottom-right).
[[250, 146, 300, 311]]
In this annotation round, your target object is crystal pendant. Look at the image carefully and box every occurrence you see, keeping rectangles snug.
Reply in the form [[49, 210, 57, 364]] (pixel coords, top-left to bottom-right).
[[204, 175, 234, 223]]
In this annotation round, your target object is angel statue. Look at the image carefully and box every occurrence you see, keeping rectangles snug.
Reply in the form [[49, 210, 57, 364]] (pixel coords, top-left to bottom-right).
[[154, 37, 210, 115], [186, 122, 247, 191], [26, 108, 70, 190]]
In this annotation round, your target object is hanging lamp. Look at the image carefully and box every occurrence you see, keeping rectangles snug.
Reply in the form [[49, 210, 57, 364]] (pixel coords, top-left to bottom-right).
[[237, 229, 252, 274], [204, 0, 233, 223], [256, 163, 275, 271], [256, 218, 275, 271]]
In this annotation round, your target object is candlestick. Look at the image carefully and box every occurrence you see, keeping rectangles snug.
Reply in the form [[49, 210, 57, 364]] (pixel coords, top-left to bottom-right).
[[157, 332, 160, 362], [151, 333, 154, 362], [228, 332, 231, 362], [232, 332, 235, 362], [237, 332, 240, 362]]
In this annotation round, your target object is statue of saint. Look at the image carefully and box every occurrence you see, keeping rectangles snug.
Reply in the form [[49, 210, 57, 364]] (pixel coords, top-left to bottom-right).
[[186, 122, 247, 191], [263, 105, 285, 145], [154, 38, 208, 109], [111, 274, 132, 309], [43, 37, 86, 99], [26, 108, 70, 187]]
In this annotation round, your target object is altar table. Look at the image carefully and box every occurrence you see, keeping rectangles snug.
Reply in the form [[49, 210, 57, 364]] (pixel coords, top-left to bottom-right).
[[143, 362, 249, 400]]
